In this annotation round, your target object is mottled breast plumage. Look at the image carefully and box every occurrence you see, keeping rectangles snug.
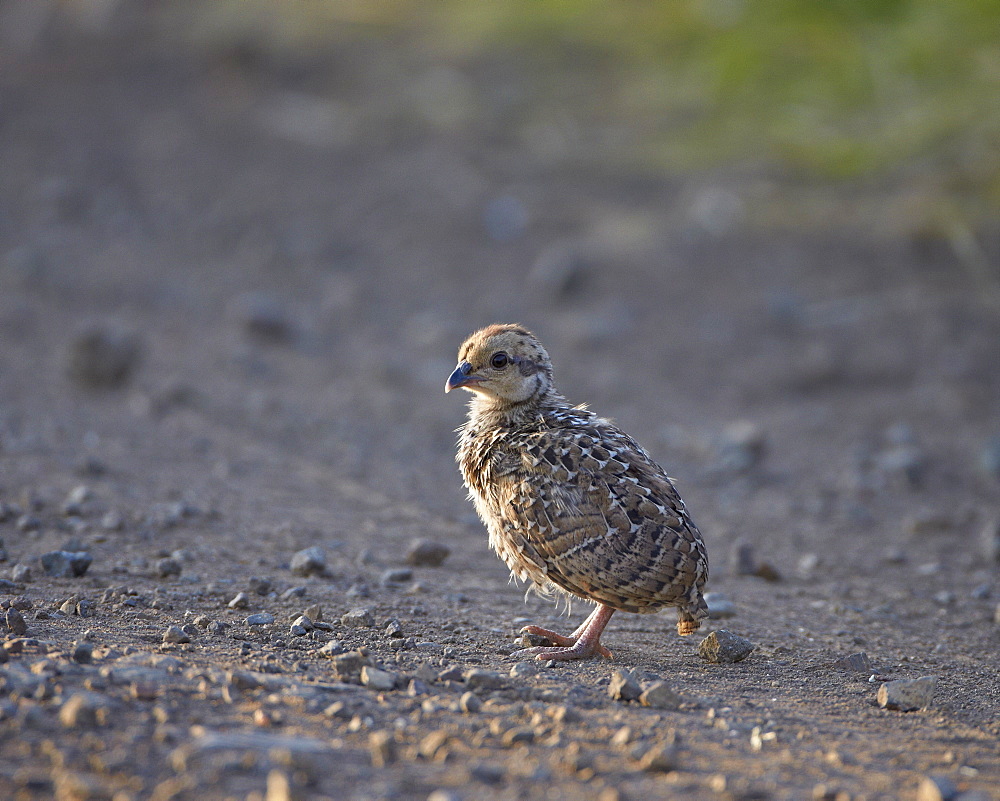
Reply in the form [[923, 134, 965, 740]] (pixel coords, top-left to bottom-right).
[[458, 400, 709, 626]]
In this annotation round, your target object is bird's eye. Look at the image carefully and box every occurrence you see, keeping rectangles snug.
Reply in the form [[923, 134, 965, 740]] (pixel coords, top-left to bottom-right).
[[490, 352, 509, 369]]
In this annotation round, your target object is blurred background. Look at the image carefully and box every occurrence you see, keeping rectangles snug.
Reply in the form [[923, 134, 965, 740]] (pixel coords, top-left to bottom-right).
[[1, 0, 998, 554]]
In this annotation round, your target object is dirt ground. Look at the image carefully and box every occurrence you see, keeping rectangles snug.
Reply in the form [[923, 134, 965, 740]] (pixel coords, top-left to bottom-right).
[[1, 6, 998, 801]]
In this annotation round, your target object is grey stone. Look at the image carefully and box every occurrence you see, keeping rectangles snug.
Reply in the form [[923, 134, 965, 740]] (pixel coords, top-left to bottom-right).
[[162, 626, 190, 644], [464, 668, 506, 691], [318, 641, 345, 657], [155, 557, 182, 578], [60, 692, 111, 727], [100, 511, 124, 531], [638, 743, 679, 772], [698, 629, 755, 664], [916, 775, 958, 801], [639, 681, 682, 710], [405, 539, 451, 567], [341, 607, 375, 627], [831, 652, 873, 673], [875, 445, 925, 487], [704, 591, 736, 619], [608, 669, 642, 702], [290, 546, 326, 577], [332, 650, 371, 684], [246, 613, 275, 626], [67, 324, 141, 389], [248, 576, 272, 595], [4, 608, 27, 635], [459, 691, 481, 713], [232, 291, 296, 344], [729, 540, 757, 575], [10, 564, 31, 583], [40, 551, 92, 578], [368, 730, 396, 768], [877, 676, 937, 711], [16, 514, 41, 532], [380, 568, 413, 587], [228, 592, 250, 609], [361, 666, 396, 691], [509, 661, 537, 679], [716, 421, 767, 472], [72, 642, 94, 664]]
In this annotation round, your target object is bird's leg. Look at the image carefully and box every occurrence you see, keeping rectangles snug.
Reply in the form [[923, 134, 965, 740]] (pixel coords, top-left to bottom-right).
[[512, 604, 615, 661], [519, 605, 601, 646]]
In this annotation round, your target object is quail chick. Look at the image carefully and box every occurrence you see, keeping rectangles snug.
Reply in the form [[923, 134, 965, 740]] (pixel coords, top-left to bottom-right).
[[446, 323, 709, 661]]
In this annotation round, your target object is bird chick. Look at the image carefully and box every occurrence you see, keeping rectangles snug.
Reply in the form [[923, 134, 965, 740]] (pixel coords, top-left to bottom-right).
[[446, 323, 709, 661]]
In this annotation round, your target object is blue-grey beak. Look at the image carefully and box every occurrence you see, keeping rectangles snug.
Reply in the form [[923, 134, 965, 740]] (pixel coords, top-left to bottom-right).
[[446, 361, 482, 393]]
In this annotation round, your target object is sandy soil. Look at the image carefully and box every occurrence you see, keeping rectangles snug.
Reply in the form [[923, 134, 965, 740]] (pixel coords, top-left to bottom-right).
[[0, 7, 998, 801]]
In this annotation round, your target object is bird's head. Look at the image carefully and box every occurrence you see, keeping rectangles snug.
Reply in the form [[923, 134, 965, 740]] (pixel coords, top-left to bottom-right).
[[445, 324, 553, 406]]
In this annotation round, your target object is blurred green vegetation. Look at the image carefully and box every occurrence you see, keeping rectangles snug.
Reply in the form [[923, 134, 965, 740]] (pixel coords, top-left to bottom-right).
[[191, 0, 999, 234]]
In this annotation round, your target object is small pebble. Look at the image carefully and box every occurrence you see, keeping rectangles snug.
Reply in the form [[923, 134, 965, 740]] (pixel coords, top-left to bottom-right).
[[716, 421, 767, 472], [5, 608, 27, 636], [639, 681, 682, 710], [704, 591, 736, 619], [232, 291, 296, 344], [59, 693, 109, 728], [162, 626, 190, 644], [698, 629, 755, 664], [831, 652, 873, 673], [289, 546, 326, 577], [40, 551, 93, 578], [608, 669, 642, 702], [509, 661, 537, 679], [228, 592, 250, 610], [877, 676, 937, 711], [916, 774, 958, 801], [369, 731, 396, 768], [361, 666, 397, 691], [100, 511, 124, 531], [405, 539, 451, 567], [637, 743, 679, 773], [10, 564, 31, 583], [16, 514, 42, 532], [72, 642, 94, 664], [380, 568, 412, 588], [341, 607, 375, 627], [459, 691, 481, 713], [246, 613, 276, 626], [464, 668, 505, 691], [155, 557, 182, 579], [248, 576, 272, 595]]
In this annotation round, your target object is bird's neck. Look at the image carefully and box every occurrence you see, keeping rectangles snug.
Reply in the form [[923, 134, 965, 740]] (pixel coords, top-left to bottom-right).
[[467, 388, 565, 430]]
